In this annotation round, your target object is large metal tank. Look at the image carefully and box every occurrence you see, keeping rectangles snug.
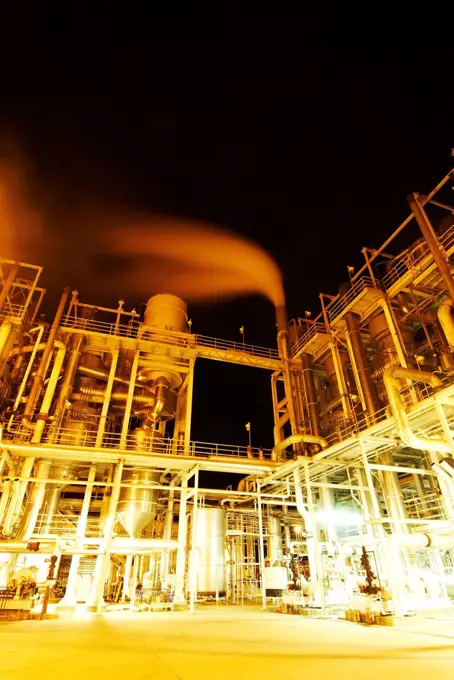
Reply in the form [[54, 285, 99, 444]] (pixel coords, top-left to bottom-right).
[[195, 508, 226, 596], [140, 294, 188, 391], [144, 294, 188, 332], [116, 469, 159, 538], [368, 310, 414, 371]]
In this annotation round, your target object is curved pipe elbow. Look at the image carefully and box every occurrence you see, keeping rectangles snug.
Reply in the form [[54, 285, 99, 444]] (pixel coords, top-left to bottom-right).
[[273, 433, 328, 457], [383, 366, 451, 454]]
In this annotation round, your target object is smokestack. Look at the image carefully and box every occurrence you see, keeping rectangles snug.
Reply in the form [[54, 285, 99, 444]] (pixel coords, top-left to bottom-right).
[[276, 306, 288, 334]]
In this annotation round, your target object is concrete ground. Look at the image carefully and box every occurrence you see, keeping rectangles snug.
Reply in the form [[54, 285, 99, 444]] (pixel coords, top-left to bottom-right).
[[2, 605, 454, 680]]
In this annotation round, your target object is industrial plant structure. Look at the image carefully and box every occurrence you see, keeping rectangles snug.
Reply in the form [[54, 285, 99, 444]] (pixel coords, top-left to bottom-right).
[[1, 169, 454, 620]]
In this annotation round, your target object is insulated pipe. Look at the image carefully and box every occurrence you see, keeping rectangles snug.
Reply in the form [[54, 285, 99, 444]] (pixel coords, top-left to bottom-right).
[[438, 298, 454, 349], [301, 353, 320, 436], [345, 312, 379, 417], [0, 539, 59, 553], [77, 364, 131, 387], [141, 376, 170, 428], [23, 287, 70, 424], [49, 333, 85, 437], [273, 433, 328, 458], [275, 305, 298, 440], [31, 341, 67, 443], [74, 384, 155, 406], [409, 193, 454, 302], [18, 460, 51, 540], [383, 366, 451, 453], [13, 324, 45, 411]]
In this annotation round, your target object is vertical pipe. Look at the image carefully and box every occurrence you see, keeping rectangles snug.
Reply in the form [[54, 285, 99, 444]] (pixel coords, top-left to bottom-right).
[[257, 482, 267, 611], [160, 485, 175, 584], [23, 287, 70, 422], [380, 298, 408, 368], [174, 475, 188, 603], [408, 192, 454, 301], [120, 351, 140, 449], [86, 460, 124, 612], [129, 556, 139, 610], [183, 359, 195, 454], [330, 341, 351, 418], [301, 353, 320, 436], [345, 312, 379, 419], [58, 464, 96, 608], [0, 262, 20, 311], [19, 460, 51, 539], [13, 324, 45, 411], [32, 342, 67, 443], [49, 333, 85, 440], [302, 464, 326, 615], [378, 450, 408, 534], [189, 469, 199, 614], [122, 555, 133, 602], [96, 349, 119, 447]]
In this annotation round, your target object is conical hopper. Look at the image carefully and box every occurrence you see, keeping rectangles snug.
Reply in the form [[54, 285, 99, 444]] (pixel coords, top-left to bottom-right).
[[116, 469, 159, 538], [117, 500, 156, 538]]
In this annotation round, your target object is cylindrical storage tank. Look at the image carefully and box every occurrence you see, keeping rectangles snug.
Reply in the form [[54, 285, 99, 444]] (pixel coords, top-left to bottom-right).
[[144, 294, 188, 332], [195, 508, 226, 596], [368, 310, 414, 371], [116, 470, 160, 538]]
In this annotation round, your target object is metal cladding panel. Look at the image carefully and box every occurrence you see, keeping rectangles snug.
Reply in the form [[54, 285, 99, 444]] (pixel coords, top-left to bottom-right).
[[195, 508, 226, 595]]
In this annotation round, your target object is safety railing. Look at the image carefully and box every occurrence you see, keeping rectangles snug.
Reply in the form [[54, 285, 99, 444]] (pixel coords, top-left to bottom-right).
[[289, 322, 327, 358], [326, 276, 375, 324], [0, 301, 29, 323], [34, 513, 105, 538], [3, 418, 274, 462], [60, 314, 280, 361], [382, 222, 454, 291], [404, 492, 446, 521]]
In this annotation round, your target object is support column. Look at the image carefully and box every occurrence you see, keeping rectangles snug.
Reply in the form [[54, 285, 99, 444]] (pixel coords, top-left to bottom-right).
[[409, 192, 454, 301], [58, 464, 97, 610], [189, 469, 199, 613], [160, 485, 175, 585], [129, 556, 139, 610], [20, 460, 51, 539], [120, 351, 139, 449], [174, 475, 188, 604], [86, 460, 124, 612], [96, 349, 119, 447], [302, 464, 326, 615], [121, 555, 133, 603]]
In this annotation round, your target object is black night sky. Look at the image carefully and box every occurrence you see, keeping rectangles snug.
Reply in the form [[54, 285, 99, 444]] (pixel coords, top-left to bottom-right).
[[1, 7, 453, 453]]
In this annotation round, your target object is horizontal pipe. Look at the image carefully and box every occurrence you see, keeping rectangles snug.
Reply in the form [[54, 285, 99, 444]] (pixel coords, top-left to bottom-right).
[[0, 475, 289, 499]]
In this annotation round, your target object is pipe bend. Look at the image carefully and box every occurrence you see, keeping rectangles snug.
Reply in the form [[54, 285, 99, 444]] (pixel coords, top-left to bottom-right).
[[383, 366, 451, 454], [384, 365, 444, 390], [273, 433, 328, 456]]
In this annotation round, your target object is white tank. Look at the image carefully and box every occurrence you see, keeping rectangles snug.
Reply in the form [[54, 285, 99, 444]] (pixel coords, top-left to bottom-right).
[[144, 294, 188, 332], [195, 508, 226, 596]]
